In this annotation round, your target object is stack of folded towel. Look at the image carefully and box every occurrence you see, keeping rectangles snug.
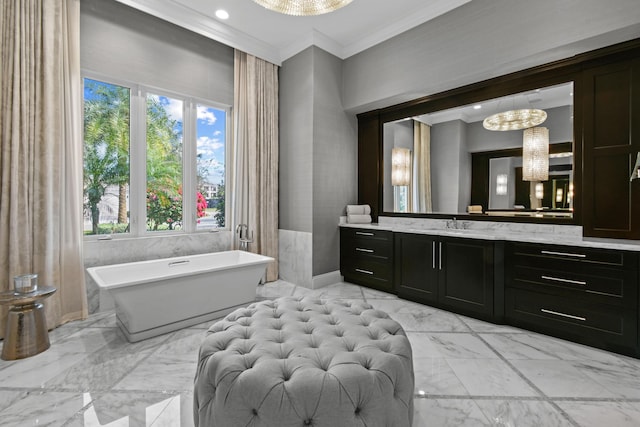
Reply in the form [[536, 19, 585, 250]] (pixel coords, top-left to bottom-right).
[[346, 205, 372, 224], [467, 205, 483, 214]]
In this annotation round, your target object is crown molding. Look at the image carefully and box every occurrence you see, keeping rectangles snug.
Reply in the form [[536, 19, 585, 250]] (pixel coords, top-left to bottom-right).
[[114, 0, 284, 65]]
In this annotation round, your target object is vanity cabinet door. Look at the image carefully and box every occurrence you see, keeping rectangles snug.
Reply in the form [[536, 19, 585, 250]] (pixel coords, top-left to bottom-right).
[[395, 233, 438, 304], [438, 238, 495, 321], [582, 58, 640, 239]]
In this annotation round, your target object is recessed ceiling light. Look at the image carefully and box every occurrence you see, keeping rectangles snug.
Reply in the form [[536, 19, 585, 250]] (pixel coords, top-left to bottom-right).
[[473, 104, 482, 110], [215, 9, 229, 20]]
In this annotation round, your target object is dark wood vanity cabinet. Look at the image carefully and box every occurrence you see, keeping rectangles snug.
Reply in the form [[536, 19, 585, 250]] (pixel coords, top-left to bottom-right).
[[395, 233, 502, 322], [340, 227, 394, 293], [505, 242, 639, 356], [582, 57, 640, 239]]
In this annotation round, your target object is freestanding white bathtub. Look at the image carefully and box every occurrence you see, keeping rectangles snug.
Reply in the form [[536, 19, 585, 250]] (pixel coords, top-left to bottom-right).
[[87, 250, 274, 342]]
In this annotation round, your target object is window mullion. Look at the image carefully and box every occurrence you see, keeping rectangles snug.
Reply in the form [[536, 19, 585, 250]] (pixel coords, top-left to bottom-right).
[[183, 100, 196, 233], [130, 87, 147, 236]]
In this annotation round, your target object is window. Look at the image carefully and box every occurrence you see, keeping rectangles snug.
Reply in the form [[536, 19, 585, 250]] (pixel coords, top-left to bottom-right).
[[83, 77, 229, 236]]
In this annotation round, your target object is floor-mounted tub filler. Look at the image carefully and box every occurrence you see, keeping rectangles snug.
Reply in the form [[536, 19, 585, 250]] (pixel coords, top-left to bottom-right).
[[87, 250, 274, 342]]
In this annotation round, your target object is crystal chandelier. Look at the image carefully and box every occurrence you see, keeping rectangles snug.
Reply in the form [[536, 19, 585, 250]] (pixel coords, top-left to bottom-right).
[[253, 0, 353, 16], [483, 109, 547, 131], [522, 127, 549, 181]]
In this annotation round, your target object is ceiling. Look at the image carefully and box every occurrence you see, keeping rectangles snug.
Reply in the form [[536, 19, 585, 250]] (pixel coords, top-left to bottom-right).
[[114, 0, 472, 65], [415, 82, 574, 126]]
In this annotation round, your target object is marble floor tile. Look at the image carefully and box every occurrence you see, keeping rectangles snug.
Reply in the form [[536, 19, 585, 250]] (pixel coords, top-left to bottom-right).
[[570, 359, 640, 398], [0, 390, 29, 413], [480, 333, 564, 360], [413, 357, 469, 396], [473, 399, 574, 427], [69, 391, 194, 427], [413, 398, 491, 426], [492, 332, 629, 364], [361, 287, 398, 300], [510, 359, 617, 398], [0, 349, 90, 388], [256, 280, 297, 299], [557, 401, 640, 427], [407, 332, 445, 358], [459, 316, 527, 334], [112, 336, 199, 392], [366, 297, 438, 315], [0, 391, 86, 427], [293, 282, 365, 300], [152, 328, 207, 364], [425, 333, 499, 359], [446, 358, 539, 397], [1, 281, 640, 427], [44, 347, 152, 391], [368, 300, 472, 333]]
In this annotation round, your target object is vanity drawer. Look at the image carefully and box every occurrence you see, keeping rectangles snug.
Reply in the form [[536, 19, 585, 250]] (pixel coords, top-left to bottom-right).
[[342, 238, 392, 260], [510, 265, 634, 307], [342, 259, 393, 290], [341, 227, 392, 242], [506, 288, 637, 352], [509, 242, 627, 268]]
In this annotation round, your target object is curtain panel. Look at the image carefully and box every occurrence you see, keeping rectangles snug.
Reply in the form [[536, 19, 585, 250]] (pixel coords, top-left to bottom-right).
[[233, 50, 279, 281], [0, 0, 87, 338], [413, 121, 433, 213]]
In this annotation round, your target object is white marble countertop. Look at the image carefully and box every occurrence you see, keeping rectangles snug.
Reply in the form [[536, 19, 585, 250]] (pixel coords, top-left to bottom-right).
[[340, 222, 640, 252]]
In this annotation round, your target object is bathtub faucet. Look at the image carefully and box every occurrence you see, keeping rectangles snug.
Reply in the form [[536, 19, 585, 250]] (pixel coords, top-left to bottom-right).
[[236, 223, 254, 251]]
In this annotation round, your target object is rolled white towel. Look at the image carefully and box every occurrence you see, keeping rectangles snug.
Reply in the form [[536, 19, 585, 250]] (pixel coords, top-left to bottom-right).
[[346, 204, 371, 215], [347, 214, 372, 224]]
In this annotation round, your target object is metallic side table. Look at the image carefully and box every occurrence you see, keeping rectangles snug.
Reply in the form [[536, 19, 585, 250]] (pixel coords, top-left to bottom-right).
[[0, 286, 56, 360]]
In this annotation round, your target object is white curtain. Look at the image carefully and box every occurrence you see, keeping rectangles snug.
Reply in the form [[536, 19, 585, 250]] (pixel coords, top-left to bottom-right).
[[0, 0, 88, 337], [233, 50, 279, 282], [413, 121, 433, 213]]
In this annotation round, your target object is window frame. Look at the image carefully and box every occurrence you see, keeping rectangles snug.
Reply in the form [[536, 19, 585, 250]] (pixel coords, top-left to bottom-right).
[[82, 72, 231, 240]]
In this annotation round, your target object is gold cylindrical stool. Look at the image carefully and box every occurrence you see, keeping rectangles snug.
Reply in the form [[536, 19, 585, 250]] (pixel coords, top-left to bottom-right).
[[0, 286, 56, 360]]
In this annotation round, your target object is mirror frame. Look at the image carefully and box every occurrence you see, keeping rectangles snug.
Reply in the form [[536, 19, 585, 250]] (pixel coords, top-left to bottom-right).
[[368, 62, 582, 224]]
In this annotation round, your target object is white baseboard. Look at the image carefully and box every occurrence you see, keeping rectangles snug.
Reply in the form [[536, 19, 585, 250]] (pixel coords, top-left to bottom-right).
[[312, 270, 343, 289]]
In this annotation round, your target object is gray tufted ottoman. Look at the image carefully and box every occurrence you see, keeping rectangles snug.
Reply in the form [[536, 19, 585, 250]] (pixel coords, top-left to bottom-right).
[[194, 296, 414, 427]]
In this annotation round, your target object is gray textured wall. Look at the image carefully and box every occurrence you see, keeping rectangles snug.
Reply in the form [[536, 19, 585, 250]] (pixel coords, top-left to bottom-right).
[[342, 0, 640, 113], [311, 47, 357, 276], [431, 120, 467, 214], [279, 48, 314, 233], [81, 0, 233, 105]]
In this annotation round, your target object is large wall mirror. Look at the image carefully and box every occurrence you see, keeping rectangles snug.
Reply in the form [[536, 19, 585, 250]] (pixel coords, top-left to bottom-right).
[[382, 81, 574, 220]]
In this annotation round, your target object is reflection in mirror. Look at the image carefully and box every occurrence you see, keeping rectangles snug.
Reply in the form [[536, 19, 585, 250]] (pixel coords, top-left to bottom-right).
[[382, 82, 574, 219], [488, 152, 573, 217]]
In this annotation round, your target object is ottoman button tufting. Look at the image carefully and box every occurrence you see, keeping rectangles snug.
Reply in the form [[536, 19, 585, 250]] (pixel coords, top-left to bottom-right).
[[194, 296, 414, 427]]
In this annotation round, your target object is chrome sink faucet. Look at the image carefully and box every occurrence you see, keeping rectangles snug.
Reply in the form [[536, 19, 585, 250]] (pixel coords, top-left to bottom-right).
[[446, 217, 468, 230], [446, 217, 458, 229]]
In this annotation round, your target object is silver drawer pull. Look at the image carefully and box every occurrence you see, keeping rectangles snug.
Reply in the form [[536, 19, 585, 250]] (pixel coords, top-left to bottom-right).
[[541, 308, 586, 322], [541, 275, 587, 286], [540, 250, 586, 258], [356, 231, 374, 236], [355, 268, 374, 275], [356, 248, 374, 253], [432, 241, 436, 269]]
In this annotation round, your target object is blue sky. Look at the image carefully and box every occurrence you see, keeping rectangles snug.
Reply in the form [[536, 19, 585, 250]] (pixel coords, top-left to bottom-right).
[[196, 104, 226, 185], [147, 96, 226, 186]]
